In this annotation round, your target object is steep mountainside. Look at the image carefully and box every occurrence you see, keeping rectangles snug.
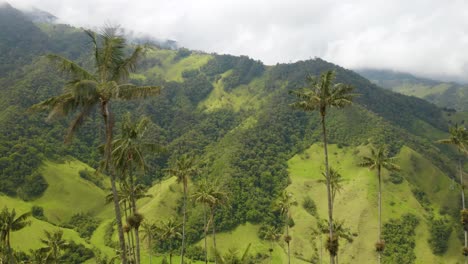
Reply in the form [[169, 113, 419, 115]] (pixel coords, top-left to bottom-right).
[[0, 4, 466, 263]]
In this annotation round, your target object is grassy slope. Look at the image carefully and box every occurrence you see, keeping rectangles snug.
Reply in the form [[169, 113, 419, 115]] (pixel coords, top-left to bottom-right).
[[143, 49, 212, 83], [286, 143, 462, 264]]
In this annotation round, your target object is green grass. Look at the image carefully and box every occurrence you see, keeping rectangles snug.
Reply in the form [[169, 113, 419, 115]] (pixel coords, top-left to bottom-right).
[[34, 160, 110, 223], [144, 49, 212, 82], [3, 145, 464, 263], [199, 71, 267, 112], [286, 143, 463, 264]]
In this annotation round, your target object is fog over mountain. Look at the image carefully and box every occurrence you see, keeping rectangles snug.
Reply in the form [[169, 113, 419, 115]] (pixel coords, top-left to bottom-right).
[[6, 0, 468, 82]]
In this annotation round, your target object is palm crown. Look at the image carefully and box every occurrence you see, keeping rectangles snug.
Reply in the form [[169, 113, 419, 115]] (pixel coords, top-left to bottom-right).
[[289, 70, 356, 116], [31, 27, 160, 142], [437, 124, 468, 155]]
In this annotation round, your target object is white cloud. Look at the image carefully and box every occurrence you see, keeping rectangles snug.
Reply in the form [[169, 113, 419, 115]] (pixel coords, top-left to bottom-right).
[[8, 0, 468, 81]]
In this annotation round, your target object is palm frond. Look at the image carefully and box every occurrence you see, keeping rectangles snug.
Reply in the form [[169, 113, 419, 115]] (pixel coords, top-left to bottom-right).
[[117, 84, 161, 100], [112, 45, 146, 82], [46, 54, 95, 80]]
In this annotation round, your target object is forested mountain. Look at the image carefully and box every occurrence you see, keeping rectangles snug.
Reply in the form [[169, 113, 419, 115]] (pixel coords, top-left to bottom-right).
[[358, 69, 468, 112], [0, 3, 466, 264]]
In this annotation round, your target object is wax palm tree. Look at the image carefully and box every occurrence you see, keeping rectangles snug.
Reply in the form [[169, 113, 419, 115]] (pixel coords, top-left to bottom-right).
[[0, 207, 31, 261], [192, 179, 217, 264], [290, 70, 355, 264], [156, 219, 182, 264], [206, 182, 229, 264], [319, 167, 344, 206], [31, 27, 161, 264], [317, 219, 354, 264], [140, 221, 157, 264], [39, 230, 68, 264], [276, 191, 297, 264], [112, 113, 159, 264], [262, 226, 281, 264], [437, 124, 468, 257], [359, 145, 399, 263], [165, 154, 198, 264]]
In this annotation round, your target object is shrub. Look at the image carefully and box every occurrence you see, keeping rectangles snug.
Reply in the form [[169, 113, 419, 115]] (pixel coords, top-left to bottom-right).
[[31, 205, 46, 220], [68, 213, 100, 239], [389, 173, 403, 184], [78, 169, 104, 189], [428, 218, 452, 255], [17, 172, 48, 200], [303, 196, 317, 217]]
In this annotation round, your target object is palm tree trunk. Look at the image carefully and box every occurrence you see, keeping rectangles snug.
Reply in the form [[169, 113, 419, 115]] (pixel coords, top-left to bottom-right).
[[204, 205, 208, 264], [180, 186, 187, 264], [286, 218, 290, 264], [148, 236, 152, 264], [321, 114, 335, 264], [129, 169, 142, 264], [212, 208, 218, 264], [378, 166, 382, 264], [460, 158, 467, 264], [103, 102, 127, 264]]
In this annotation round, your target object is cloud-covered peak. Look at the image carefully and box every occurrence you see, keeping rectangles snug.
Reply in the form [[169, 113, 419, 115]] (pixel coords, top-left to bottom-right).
[[8, 0, 468, 82]]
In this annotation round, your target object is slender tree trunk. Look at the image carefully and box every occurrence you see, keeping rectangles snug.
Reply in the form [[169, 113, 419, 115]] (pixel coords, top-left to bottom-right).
[[336, 253, 339, 264], [170, 253, 173, 264], [204, 205, 208, 264], [378, 166, 382, 264], [129, 169, 142, 264], [320, 236, 323, 264], [286, 217, 290, 264], [148, 236, 152, 264], [321, 114, 335, 264], [103, 102, 127, 264], [180, 186, 187, 264], [460, 158, 467, 264], [212, 208, 218, 264]]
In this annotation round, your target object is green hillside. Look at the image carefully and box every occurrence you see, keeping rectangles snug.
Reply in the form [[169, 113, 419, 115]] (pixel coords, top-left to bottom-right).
[[357, 69, 468, 113], [0, 4, 467, 264]]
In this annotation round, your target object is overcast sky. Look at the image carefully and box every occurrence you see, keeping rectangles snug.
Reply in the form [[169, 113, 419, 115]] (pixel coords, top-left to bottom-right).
[[7, 0, 468, 82]]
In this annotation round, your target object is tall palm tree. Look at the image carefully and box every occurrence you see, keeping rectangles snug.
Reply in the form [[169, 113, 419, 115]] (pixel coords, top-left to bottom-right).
[[317, 219, 354, 264], [290, 70, 355, 264], [206, 182, 229, 264], [319, 167, 344, 206], [156, 219, 182, 264], [437, 124, 468, 257], [192, 179, 217, 264], [112, 113, 159, 264], [359, 145, 399, 264], [165, 154, 198, 264], [31, 27, 161, 264], [140, 221, 157, 264], [262, 226, 281, 264], [0, 207, 31, 261], [39, 230, 68, 264], [276, 191, 297, 264]]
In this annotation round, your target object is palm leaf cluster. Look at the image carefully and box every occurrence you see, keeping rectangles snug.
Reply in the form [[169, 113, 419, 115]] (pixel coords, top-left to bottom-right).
[[31, 27, 161, 264]]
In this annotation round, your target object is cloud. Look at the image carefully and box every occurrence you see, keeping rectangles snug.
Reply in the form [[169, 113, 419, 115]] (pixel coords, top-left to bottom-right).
[[8, 0, 468, 82]]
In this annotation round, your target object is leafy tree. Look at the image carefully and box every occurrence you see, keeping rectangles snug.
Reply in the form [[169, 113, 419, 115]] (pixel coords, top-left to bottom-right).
[[359, 145, 400, 263], [165, 154, 198, 264], [31, 27, 161, 264], [290, 70, 355, 264], [0, 207, 31, 261], [39, 230, 68, 264], [275, 191, 297, 264]]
